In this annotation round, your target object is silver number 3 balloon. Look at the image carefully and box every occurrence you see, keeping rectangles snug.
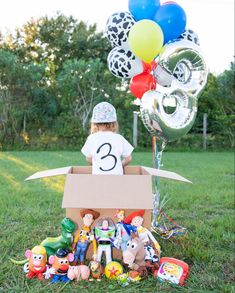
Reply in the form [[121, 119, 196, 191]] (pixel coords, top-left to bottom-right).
[[140, 40, 208, 142]]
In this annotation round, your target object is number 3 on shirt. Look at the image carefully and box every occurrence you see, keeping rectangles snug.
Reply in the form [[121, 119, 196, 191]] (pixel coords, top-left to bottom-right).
[[96, 143, 117, 172]]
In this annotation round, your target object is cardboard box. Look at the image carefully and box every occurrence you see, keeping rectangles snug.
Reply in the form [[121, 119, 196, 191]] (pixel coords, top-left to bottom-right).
[[26, 165, 191, 259]]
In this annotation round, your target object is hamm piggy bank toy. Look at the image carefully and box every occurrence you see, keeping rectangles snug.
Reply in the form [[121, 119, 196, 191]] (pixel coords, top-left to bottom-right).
[[67, 265, 90, 281], [25, 245, 47, 279], [49, 248, 74, 283]]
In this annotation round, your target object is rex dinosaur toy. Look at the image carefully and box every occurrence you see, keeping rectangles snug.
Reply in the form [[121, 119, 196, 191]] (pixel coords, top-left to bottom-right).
[[10, 217, 76, 264], [41, 217, 76, 257]]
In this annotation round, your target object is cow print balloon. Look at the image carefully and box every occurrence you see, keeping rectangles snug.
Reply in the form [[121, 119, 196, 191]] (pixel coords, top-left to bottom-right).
[[179, 29, 200, 46], [107, 47, 143, 79], [105, 12, 135, 50]]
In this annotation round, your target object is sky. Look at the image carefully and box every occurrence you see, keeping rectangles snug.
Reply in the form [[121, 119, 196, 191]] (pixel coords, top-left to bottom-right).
[[0, 0, 234, 74]]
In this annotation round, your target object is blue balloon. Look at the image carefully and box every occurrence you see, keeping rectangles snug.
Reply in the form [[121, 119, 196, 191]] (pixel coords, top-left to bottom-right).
[[153, 3, 187, 44], [128, 0, 160, 21]]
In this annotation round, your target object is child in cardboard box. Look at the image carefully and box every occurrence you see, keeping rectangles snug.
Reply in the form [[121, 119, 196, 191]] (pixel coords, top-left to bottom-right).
[[81, 102, 134, 175]]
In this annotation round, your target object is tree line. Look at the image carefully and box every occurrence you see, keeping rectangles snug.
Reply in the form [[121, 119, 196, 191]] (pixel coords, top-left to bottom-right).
[[0, 14, 234, 150]]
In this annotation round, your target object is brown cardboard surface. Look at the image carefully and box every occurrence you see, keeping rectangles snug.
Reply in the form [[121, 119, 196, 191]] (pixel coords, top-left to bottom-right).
[[25, 165, 191, 182], [141, 166, 192, 183], [66, 208, 152, 260], [62, 174, 153, 209], [25, 166, 72, 181]]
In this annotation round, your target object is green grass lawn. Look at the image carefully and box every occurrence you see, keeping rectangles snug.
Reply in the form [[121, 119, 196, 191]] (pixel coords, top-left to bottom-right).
[[0, 151, 234, 292]]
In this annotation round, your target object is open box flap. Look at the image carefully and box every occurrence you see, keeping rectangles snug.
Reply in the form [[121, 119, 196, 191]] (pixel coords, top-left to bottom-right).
[[25, 166, 72, 181], [141, 166, 192, 183]]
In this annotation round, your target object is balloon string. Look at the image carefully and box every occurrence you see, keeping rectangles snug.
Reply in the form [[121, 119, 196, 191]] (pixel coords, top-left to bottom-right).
[[151, 136, 166, 228]]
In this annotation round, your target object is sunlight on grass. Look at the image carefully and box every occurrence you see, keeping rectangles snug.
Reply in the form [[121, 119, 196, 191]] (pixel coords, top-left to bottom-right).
[[1, 153, 40, 172], [41, 177, 65, 194], [1, 151, 234, 292], [1, 173, 22, 190]]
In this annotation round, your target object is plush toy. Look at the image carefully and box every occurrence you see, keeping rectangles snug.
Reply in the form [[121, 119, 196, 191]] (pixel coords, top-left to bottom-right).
[[24, 246, 47, 279], [122, 232, 148, 278], [155, 257, 189, 286], [48, 248, 74, 283], [89, 260, 104, 282], [67, 265, 90, 281]]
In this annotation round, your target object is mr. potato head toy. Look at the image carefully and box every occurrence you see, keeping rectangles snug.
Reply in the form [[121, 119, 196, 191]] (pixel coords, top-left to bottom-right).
[[48, 248, 74, 283], [25, 245, 47, 279]]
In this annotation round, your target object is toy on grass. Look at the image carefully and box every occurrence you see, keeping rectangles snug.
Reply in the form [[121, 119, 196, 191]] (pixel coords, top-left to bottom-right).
[[104, 261, 123, 279], [94, 218, 116, 265], [122, 232, 148, 278], [48, 248, 74, 283], [67, 265, 90, 281], [128, 270, 142, 282], [72, 209, 100, 265], [89, 260, 104, 282], [41, 217, 76, 257], [155, 257, 189, 286], [125, 210, 160, 269], [113, 209, 135, 252], [24, 245, 47, 279], [117, 273, 130, 286]]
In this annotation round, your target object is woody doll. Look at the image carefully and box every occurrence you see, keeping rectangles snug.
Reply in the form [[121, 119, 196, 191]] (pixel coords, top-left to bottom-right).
[[72, 209, 100, 265]]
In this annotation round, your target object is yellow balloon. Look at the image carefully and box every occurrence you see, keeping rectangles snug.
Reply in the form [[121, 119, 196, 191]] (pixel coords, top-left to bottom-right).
[[128, 19, 164, 63]]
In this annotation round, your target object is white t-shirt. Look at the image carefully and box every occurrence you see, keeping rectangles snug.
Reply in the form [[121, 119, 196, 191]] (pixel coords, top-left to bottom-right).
[[81, 131, 134, 175]]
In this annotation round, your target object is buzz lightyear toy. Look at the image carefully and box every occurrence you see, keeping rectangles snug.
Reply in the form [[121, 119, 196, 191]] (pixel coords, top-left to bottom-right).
[[94, 218, 116, 265]]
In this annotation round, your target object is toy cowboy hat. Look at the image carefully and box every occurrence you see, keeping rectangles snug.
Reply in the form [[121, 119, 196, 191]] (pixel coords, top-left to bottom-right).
[[124, 210, 145, 224], [80, 209, 100, 220]]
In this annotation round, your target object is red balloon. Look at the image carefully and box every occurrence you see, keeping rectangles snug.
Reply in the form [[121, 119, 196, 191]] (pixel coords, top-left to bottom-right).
[[142, 60, 157, 73], [130, 72, 156, 99]]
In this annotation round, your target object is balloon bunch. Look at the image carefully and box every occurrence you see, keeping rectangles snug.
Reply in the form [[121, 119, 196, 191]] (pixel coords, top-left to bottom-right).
[[105, 0, 208, 143]]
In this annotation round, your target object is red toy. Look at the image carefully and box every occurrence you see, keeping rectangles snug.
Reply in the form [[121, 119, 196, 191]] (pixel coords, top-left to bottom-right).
[[155, 257, 189, 286]]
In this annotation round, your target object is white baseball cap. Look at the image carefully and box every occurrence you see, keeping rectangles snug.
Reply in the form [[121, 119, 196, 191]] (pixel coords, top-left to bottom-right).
[[91, 102, 117, 123]]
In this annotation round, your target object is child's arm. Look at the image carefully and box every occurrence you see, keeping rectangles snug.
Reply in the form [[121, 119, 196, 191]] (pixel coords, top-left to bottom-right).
[[122, 155, 132, 167], [86, 157, 92, 165]]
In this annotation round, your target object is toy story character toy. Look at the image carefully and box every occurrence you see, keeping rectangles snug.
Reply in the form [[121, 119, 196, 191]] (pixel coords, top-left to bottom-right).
[[125, 210, 161, 267], [94, 218, 116, 265], [128, 270, 142, 282], [48, 248, 74, 283], [24, 245, 47, 279], [89, 260, 104, 282], [67, 265, 90, 281], [72, 209, 100, 265], [41, 217, 76, 257], [117, 273, 130, 286], [113, 209, 132, 252], [122, 232, 148, 278]]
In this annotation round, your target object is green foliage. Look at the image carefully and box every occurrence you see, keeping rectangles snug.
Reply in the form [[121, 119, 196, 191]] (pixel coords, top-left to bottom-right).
[[0, 14, 234, 150]]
